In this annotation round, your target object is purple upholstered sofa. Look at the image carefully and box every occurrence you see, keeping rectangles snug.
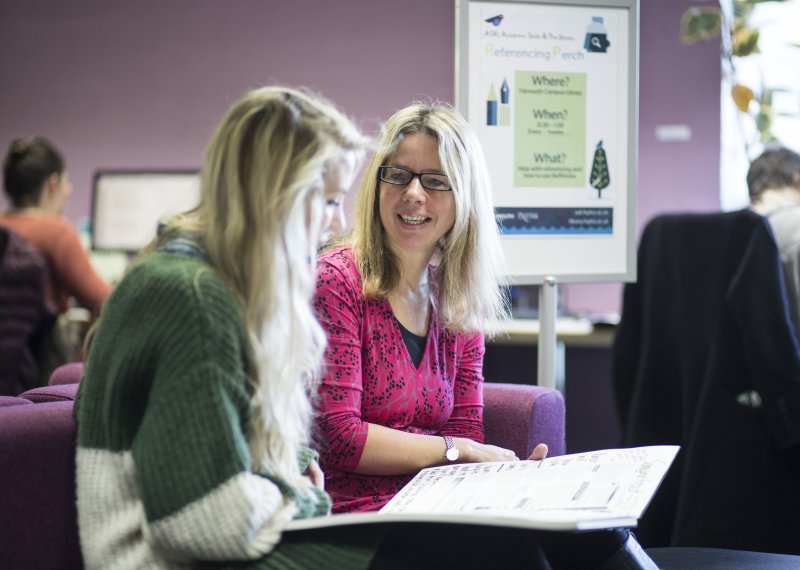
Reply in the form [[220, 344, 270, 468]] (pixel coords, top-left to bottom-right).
[[0, 363, 565, 569]]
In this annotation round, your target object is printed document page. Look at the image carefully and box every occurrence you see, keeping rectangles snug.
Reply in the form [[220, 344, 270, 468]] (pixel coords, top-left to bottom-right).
[[380, 446, 678, 526]]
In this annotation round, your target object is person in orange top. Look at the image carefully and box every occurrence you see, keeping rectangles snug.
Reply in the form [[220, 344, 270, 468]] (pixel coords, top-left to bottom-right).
[[1, 137, 111, 315], [1, 137, 112, 381]]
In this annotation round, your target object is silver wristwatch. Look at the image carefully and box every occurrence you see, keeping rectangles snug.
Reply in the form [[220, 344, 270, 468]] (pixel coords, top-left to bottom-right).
[[443, 435, 460, 462]]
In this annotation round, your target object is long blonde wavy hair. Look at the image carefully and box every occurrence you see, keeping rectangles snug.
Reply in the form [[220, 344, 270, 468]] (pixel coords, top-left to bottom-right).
[[349, 103, 509, 334], [157, 87, 366, 491]]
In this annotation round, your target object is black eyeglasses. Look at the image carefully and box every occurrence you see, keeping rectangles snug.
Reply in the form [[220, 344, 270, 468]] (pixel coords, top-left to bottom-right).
[[378, 166, 452, 192]]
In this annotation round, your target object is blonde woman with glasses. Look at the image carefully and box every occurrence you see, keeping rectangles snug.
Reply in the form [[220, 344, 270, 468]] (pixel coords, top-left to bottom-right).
[[313, 103, 657, 569], [73, 87, 394, 570]]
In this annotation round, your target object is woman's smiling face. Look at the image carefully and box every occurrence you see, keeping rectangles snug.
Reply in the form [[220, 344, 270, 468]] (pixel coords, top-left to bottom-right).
[[378, 133, 456, 260]]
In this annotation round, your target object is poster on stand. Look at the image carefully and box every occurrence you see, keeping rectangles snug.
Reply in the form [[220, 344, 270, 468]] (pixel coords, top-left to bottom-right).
[[456, 0, 638, 283]]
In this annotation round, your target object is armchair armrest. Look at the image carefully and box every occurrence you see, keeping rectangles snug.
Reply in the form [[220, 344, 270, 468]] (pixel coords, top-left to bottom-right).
[[483, 382, 565, 459], [19, 383, 78, 403]]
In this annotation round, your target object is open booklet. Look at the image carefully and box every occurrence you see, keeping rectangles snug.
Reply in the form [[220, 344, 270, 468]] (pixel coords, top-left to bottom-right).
[[285, 445, 679, 532]]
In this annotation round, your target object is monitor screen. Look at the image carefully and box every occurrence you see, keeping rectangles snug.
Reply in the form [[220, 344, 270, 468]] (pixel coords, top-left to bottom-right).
[[91, 170, 201, 253]]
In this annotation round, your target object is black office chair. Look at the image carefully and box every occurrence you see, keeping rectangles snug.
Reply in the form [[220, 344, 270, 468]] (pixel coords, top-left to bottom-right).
[[614, 209, 800, 555], [0, 226, 56, 395]]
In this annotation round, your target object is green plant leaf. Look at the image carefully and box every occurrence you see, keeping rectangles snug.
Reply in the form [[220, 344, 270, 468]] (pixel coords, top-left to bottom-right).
[[733, 2, 755, 23], [757, 112, 773, 140], [732, 84, 756, 112], [733, 27, 760, 56], [680, 7, 722, 44], [756, 89, 774, 141]]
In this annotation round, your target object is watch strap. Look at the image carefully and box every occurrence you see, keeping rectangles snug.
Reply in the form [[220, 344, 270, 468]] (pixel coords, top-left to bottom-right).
[[443, 435, 459, 462]]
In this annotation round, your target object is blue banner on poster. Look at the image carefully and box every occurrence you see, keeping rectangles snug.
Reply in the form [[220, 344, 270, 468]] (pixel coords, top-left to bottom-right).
[[496, 207, 613, 234]]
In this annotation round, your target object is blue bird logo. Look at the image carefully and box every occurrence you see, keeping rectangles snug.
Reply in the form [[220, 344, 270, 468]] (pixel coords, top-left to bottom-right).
[[485, 14, 504, 26]]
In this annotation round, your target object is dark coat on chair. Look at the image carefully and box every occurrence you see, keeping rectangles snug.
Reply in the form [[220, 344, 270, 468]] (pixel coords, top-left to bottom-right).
[[614, 209, 800, 553], [0, 226, 56, 395]]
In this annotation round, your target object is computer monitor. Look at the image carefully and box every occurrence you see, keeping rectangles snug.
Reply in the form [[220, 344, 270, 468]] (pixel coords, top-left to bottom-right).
[[91, 170, 200, 253]]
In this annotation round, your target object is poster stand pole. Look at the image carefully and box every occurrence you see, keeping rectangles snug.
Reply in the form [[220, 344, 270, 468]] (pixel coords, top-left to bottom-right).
[[537, 276, 559, 390]]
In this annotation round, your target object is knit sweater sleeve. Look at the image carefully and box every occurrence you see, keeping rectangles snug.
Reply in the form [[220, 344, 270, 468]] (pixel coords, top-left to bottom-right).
[[75, 255, 302, 565], [136, 367, 296, 561], [49, 218, 111, 313]]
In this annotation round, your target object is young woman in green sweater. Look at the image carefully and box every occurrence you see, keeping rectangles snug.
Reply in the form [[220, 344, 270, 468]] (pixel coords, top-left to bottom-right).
[[73, 86, 380, 569]]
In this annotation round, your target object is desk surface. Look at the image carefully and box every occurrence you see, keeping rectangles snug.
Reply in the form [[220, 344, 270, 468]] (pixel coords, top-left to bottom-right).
[[489, 317, 615, 348]]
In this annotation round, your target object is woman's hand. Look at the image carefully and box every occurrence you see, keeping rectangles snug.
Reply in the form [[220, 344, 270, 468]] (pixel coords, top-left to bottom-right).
[[527, 443, 549, 461], [303, 459, 325, 490], [455, 438, 519, 463]]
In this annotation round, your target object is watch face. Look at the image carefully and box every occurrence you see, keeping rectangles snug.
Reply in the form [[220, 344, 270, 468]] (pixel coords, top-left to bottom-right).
[[446, 447, 460, 461]]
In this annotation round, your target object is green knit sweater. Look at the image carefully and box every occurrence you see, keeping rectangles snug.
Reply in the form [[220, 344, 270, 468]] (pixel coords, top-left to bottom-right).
[[74, 249, 384, 570]]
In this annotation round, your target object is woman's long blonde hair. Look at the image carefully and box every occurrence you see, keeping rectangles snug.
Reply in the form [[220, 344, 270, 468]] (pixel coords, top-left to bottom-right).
[[160, 87, 366, 490], [349, 103, 509, 334]]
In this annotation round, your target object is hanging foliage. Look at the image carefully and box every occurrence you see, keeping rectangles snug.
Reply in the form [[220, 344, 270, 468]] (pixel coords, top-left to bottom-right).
[[680, 0, 797, 151], [680, 7, 722, 43]]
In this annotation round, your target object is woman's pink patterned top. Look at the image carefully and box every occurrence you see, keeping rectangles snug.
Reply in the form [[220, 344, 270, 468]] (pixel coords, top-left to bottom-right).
[[313, 246, 485, 513]]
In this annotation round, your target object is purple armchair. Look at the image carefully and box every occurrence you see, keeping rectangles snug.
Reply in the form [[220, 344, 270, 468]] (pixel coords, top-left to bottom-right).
[[0, 400, 82, 570], [0, 366, 82, 569]]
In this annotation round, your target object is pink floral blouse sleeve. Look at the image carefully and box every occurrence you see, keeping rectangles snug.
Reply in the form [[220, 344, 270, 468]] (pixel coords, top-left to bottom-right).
[[440, 331, 485, 443], [312, 251, 370, 473]]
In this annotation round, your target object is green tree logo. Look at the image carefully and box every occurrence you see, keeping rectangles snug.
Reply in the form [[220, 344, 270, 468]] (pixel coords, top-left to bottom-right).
[[590, 140, 610, 198]]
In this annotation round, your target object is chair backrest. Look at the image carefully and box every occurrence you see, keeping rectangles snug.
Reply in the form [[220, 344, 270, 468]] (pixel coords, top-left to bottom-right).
[[0, 400, 83, 569], [49, 361, 85, 386], [614, 210, 764, 444], [0, 226, 56, 395], [614, 209, 800, 553]]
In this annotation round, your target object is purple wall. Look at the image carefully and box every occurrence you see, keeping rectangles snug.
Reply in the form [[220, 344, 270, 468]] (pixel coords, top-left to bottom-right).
[[0, 0, 720, 314]]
